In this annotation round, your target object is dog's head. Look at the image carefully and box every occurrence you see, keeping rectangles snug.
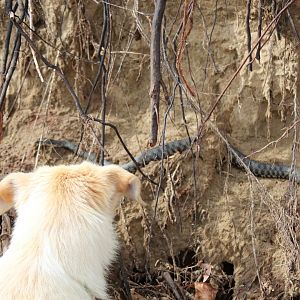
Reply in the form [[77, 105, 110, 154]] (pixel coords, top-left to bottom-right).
[[0, 162, 141, 216]]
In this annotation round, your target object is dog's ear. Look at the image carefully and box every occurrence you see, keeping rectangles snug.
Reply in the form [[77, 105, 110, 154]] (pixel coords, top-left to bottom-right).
[[0, 173, 29, 215], [120, 173, 141, 201], [104, 165, 141, 201]]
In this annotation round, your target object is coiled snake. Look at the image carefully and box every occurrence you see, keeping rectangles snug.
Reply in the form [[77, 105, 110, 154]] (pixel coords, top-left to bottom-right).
[[38, 138, 300, 182]]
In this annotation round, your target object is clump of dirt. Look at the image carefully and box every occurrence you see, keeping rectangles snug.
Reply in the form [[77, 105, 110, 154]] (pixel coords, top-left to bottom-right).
[[1, 1, 300, 299]]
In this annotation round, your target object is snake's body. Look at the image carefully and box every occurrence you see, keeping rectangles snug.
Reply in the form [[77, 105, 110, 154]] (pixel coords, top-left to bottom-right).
[[40, 138, 300, 182], [229, 146, 300, 182]]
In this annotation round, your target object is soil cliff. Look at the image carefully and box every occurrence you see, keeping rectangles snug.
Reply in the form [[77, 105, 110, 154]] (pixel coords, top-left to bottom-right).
[[1, 1, 300, 299]]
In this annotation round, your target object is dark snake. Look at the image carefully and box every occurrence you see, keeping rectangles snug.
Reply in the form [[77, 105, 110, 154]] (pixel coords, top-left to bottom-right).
[[38, 138, 300, 182]]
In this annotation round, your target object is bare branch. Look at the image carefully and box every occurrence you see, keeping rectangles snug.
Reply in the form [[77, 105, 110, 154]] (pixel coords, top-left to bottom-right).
[[149, 0, 166, 147], [0, 2, 23, 114], [256, 0, 263, 61], [246, 0, 253, 71], [175, 0, 196, 96], [0, 2, 17, 76], [0, 33, 21, 111]]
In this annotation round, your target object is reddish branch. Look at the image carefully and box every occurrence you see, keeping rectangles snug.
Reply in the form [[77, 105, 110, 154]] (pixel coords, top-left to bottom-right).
[[149, 0, 166, 147], [176, 0, 195, 97]]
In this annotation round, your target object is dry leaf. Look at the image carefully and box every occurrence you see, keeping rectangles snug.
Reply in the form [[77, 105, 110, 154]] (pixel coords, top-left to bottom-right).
[[195, 282, 217, 300]]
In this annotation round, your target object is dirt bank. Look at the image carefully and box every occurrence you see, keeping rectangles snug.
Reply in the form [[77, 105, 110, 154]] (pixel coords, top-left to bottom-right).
[[1, 1, 300, 299]]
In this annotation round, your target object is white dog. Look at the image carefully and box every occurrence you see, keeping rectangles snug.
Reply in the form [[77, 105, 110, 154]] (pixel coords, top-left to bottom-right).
[[0, 162, 141, 300]]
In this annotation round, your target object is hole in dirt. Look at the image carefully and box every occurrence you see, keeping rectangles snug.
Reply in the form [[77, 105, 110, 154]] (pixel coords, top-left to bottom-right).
[[167, 248, 197, 268], [291, 296, 300, 300], [216, 261, 235, 300], [222, 261, 234, 276]]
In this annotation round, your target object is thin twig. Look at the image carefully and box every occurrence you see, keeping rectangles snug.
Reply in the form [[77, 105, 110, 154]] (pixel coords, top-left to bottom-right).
[[94, 0, 153, 17], [91, 117, 158, 184], [196, 0, 219, 92], [272, 0, 281, 40], [99, 1, 110, 166], [256, 0, 263, 61], [0, 2, 18, 78], [100, 71, 107, 165], [0, 1, 25, 112], [84, 1, 110, 114], [132, 0, 150, 44], [0, 21, 13, 78], [35, 52, 59, 168], [28, 0, 44, 82], [176, 0, 196, 97], [246, 0, 253, 71], [146, 81, 179, 278], [0, 33, 21, 111], [77, 1, 112, 164]]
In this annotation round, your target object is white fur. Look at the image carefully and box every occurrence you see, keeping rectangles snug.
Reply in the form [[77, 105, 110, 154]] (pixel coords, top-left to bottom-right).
[[0, 162, 141, 300]]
